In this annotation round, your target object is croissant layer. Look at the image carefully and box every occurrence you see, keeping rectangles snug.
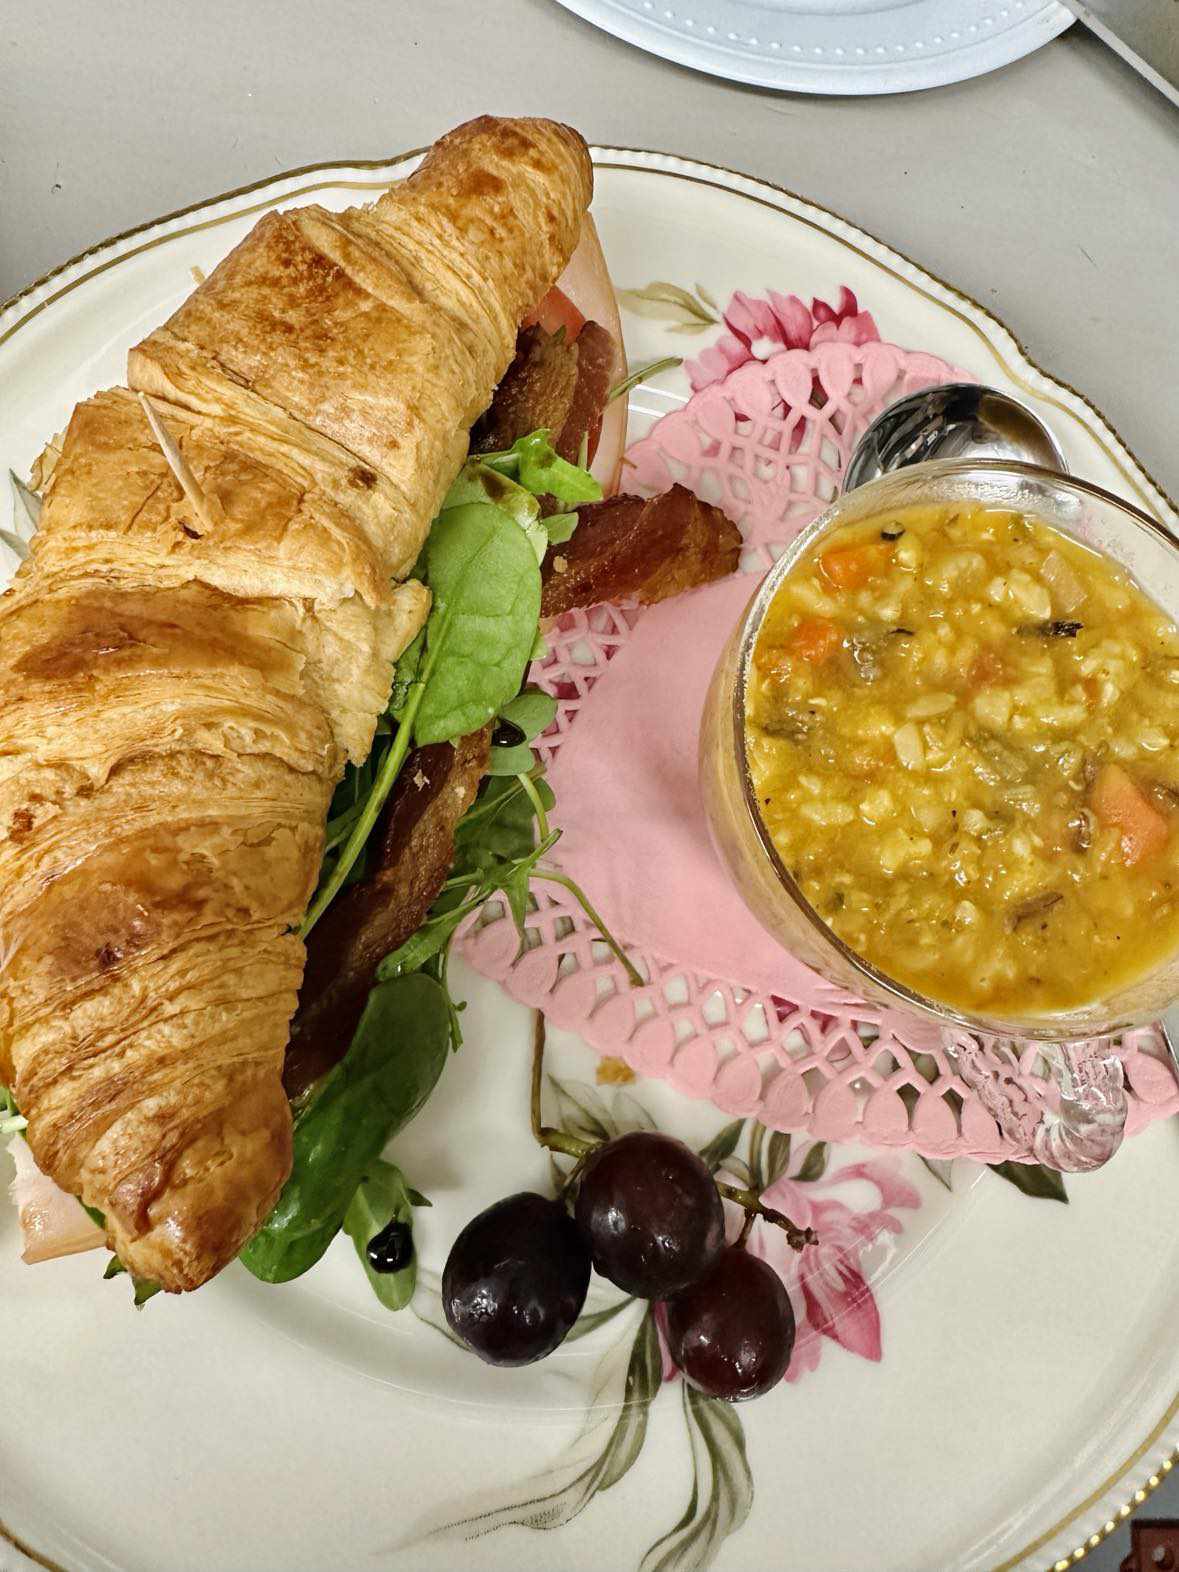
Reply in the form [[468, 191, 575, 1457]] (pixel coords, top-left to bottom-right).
[[1, 116, 593, 1290]]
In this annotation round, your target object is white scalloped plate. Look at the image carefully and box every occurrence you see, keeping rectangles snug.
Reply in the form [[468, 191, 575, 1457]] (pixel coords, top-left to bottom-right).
[[1, 147, 1177, 1572], [551, 0, 1074, 93]]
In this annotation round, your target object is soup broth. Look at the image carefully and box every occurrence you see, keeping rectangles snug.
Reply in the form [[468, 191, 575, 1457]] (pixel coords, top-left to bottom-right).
[[747, 502, 1179, 1016]]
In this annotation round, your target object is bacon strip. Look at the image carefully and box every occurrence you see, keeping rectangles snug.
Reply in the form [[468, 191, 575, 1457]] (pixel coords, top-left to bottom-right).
[[471, 325, 578, 458], [284, 728, 490, 1101], [557, 321, 615, 464], [541, 484, 742, 617], [470, 320, 616, 466]]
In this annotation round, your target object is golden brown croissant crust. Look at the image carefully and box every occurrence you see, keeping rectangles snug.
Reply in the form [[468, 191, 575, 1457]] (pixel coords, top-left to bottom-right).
[[0, 116, 592, 1291]]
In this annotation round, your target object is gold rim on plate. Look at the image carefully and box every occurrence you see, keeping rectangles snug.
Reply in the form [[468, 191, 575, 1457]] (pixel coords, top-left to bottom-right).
[[0, 143, 1174, 1572]]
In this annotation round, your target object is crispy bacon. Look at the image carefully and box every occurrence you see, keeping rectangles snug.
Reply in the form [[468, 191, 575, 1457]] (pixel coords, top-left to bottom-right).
[[558, 321, 615, 464], [284, 728, 490, 1100], [470, 320, 616, 466], [541, 484, 742, 618], [471, 325, 578, 458]]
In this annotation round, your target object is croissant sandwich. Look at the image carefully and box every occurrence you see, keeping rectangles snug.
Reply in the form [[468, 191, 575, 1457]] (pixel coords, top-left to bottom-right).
[[2, 116, 745, 1302], [0, 117, 602, 1292]]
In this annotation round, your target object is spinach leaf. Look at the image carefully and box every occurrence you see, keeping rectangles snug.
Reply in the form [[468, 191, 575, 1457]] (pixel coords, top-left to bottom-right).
[[442, 460, 547, 562], [388, 628, 426, 721], [102, 1254, 162, 1307], [343, 1159, 421, 1312], [497, 689, 557, 742], [543, 511, 579, 546], [484, 431, 602, 505], [486, 741, 537, 777], [241, 973, 451, 1283], [412, 503, 542, 746]]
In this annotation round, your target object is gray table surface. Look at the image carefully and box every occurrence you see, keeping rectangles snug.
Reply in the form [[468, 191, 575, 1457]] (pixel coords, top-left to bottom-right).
[[2, 3, 1177, 1567]]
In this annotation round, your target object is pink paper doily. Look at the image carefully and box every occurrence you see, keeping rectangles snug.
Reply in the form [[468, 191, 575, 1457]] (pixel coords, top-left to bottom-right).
[[459, 333, 1179, 1161]]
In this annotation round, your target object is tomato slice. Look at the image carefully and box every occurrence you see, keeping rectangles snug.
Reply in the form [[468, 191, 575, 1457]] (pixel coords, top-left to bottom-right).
[[525, 286, 586, 343]]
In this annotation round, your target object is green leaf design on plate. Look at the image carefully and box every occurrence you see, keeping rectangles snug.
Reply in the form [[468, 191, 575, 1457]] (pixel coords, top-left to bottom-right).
[[763, 1130, 793, 1189], [698, 1118, 745, 1174], [639, 1382, 754, 1572], [611, 1088, 659, 1134], [920, 1156, 954, 1191], [796, 1140, 830, 1183], [617, 282, 720, 335], [564, 1295, 636, 1343], [408, 1306, 659, 1546], [988, 1160, 1068, 1203], [548, 1075, 617, 1143]]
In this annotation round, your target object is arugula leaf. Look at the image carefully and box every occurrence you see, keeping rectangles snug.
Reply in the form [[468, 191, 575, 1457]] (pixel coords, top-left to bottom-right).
[[413, 502, 542, 746], [483, 430, 602, 506], [304, 504, 541, 930], [241, 973, 451, 1282], [343, 1159, 420, 1312], [453, 775, 555, 871], [376, 900, 482, 981]]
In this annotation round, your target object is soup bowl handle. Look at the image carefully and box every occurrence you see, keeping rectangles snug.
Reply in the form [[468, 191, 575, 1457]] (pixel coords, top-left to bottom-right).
[[940, 1032, 1127, 1173]]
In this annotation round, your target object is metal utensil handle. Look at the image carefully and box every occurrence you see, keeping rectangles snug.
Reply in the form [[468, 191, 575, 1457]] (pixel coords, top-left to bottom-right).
[[942, 1032, 1127, 1173]]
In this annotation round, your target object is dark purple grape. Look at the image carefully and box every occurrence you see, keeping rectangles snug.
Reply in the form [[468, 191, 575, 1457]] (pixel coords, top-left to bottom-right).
[[665, 1246, 796, 1402], [574, 1131, 725, 1298], [443, 1192, 591, 1366]]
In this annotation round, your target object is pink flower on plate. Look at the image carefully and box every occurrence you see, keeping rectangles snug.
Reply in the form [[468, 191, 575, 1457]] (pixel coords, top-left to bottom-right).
[[653, 1146, 921, 1389], [685, 285, 880, 392]]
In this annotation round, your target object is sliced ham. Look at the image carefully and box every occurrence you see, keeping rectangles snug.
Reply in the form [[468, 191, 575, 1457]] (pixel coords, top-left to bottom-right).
[[7, 1133, 105, 1263]]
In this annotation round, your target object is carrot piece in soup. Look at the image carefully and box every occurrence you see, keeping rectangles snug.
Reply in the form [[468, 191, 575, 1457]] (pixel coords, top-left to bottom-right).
[[787, 617, 842, 665], [819, 542, 892, 591], [1092, 763, 1170, 866], [968, 647, 1006, 690]]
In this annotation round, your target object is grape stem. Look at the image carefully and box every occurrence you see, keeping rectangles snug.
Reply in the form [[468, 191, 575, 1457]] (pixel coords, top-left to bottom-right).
[[716, 1184, 815, 1253], [530, 1011, 594, 1160], [530, 1013, 816, 1251]]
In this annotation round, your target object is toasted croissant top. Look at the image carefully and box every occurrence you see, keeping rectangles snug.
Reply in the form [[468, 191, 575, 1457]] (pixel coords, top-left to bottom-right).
[[0, 117, 592, 1291]]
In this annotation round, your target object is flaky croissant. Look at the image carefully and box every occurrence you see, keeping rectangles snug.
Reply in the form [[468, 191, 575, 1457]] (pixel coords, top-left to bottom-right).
[[0, 117, 592, 1292]]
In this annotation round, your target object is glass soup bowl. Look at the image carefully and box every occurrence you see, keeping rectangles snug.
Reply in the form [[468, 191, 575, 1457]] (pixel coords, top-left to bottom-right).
[[699, 460, 1179, 1170]]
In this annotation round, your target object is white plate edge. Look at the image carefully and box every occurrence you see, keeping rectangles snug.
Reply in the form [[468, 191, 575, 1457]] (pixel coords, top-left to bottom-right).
[[1, 142, 1176, 1572]]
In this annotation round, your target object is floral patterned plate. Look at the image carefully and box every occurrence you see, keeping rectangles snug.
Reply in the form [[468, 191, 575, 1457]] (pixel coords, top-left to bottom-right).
[[2, 147, 1178, 1572]]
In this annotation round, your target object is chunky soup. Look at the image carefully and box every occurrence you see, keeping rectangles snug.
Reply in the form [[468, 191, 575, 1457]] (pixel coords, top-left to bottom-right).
[[746, 502, 1179, 1016]]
